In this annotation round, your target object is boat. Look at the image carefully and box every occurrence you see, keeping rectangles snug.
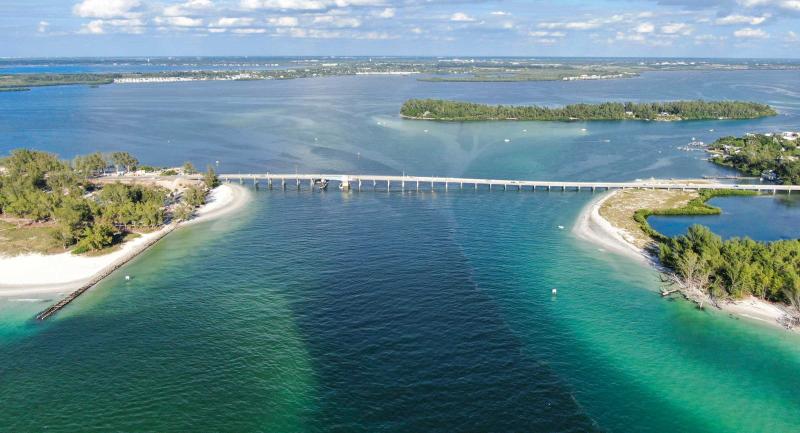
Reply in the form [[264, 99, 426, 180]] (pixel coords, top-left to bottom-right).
[[315, 179, 329, 190]]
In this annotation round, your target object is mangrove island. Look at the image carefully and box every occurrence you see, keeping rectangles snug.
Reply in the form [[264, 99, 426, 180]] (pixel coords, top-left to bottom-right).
[[400, 99, 777, 121]]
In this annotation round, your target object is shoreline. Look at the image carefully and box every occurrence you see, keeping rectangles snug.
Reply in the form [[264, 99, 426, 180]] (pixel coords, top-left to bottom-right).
[[572, 189, 798, 332], [0, 184, 250, 298]]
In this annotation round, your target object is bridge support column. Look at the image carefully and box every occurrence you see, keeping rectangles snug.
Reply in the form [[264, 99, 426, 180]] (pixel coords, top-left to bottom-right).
[[358, 179, 362, 191], [373, 180, 377, 190], [341, 176, 351, 191], [296, 179, 301, 190], [474, 183, 478, 190], [401, 180, 405, 191], [387, 180, 391, 191], [431, 181, 434, 190], [281, 178, 286, 190], [503, 184, 507, 191], [562, 186, 566, 192], [445, 182, 448, 191], [417, 181, 419, 191], [460, 182, 463, 189], [268, 178, 273, 189]]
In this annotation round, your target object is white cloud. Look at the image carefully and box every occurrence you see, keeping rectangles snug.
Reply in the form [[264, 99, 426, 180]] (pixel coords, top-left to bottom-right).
[[782, 0, 800, 10], [538, 20, 602, 30], [785, 30, 799, 41], [313, 15, 361, 28], [529, 30, 565, 38], [79, 20, 105, 34], [734, 27, 769, 38], [634, 22, 654, 33], [715, 14, 770, 25], [73, 0, 140, 19], [375, 8, 395, 18], [738, 0, 800, 10], [240, 0, 382, 10], [268, 16, 299, 26], [450, 12, 475, 22], [155, 16, 204, 27], [215, 17, 254, 27], [490, 11, 510, 16], [233, 28, 266, 34], [37, 21, 50, 33], [661, 23, 692, 35], [164, 0, 214, 17]]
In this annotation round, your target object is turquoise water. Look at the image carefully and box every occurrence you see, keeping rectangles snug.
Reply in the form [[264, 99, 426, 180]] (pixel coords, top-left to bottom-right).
[[1, 70, 800, 432]]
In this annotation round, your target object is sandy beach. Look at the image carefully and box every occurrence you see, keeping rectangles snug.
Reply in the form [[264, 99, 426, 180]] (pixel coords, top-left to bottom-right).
[[0, 184, 250, 297], [573, 189, 796, 331], [572, 191, 650, 263]]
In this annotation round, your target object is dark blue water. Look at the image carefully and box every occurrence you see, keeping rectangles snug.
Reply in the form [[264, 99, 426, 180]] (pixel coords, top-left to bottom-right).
[[2, 69, 800, 433]]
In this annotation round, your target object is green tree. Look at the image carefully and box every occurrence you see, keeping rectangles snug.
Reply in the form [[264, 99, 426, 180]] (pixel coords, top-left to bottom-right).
[[204, 166, 220, 189], [111, 152, 139, 173], [182, 162, 197, 174], [183, 185, 207, 207]]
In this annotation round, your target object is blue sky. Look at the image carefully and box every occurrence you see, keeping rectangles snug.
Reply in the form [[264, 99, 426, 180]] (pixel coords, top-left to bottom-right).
[[1, 0, 799, 57]]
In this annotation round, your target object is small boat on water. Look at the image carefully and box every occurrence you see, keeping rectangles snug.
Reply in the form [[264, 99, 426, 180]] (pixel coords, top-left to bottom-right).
[[315, 179, 329, 190]]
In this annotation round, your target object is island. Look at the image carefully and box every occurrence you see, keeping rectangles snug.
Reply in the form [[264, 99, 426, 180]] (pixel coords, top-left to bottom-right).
[[400, 99, 777, 121], [3, 57, 800, 92], [576, 183, 800, 330], [0, 149, 249, 300], [708, 132, 800, 184]]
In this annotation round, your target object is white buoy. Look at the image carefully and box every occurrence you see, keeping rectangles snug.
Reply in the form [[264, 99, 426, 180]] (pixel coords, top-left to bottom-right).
[[504, 138, 511, 143], [552, 288, 558, 296], [523, 129, 527, 132], [125, 275, 131, 281], [558, 225, 565, 230], [424, 129, 429, 133], [581, 128, 587, 132]]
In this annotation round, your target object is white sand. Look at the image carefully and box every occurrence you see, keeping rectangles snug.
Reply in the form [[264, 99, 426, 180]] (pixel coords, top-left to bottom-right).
[[0, 184, 250, 297], [572, 190, 796, 332], [572, 190, 650, 263]]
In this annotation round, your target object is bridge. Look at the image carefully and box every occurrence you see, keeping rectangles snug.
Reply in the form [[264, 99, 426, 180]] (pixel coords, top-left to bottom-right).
[[219, 173, 800, 193]]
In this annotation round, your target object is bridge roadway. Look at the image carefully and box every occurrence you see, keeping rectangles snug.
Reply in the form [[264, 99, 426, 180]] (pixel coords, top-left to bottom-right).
[[219, 173, 800, 193]]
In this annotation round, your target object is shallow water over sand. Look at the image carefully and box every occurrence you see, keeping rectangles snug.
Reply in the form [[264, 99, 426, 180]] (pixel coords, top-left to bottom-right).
[[1, 70, 800, 432]]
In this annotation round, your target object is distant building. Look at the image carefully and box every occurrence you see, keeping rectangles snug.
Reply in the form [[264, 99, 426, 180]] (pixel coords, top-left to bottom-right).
[[781, 131, 799, 141]]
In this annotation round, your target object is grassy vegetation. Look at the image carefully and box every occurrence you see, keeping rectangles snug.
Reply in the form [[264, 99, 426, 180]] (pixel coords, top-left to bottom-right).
[[0, 220, 62, 255], [0, 74, 117, 91], [401, 99, 777, 122], [633, 189, 758, 242]]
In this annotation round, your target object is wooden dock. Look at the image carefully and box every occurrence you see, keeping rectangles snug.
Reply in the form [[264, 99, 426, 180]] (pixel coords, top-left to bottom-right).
[[35, 224, 178, 321]]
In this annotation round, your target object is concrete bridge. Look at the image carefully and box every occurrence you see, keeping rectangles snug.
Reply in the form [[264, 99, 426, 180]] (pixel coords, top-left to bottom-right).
[[218, 173, 800, 194]]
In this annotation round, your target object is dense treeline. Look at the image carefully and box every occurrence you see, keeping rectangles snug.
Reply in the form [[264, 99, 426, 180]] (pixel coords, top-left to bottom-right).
[[708, 134, 800, 184], [0, 73, 117, 91], [659, 225, 800, 307], [0, 149, 211, 253], [400, 99, 777, 121], [632, 189, 800, 308]]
